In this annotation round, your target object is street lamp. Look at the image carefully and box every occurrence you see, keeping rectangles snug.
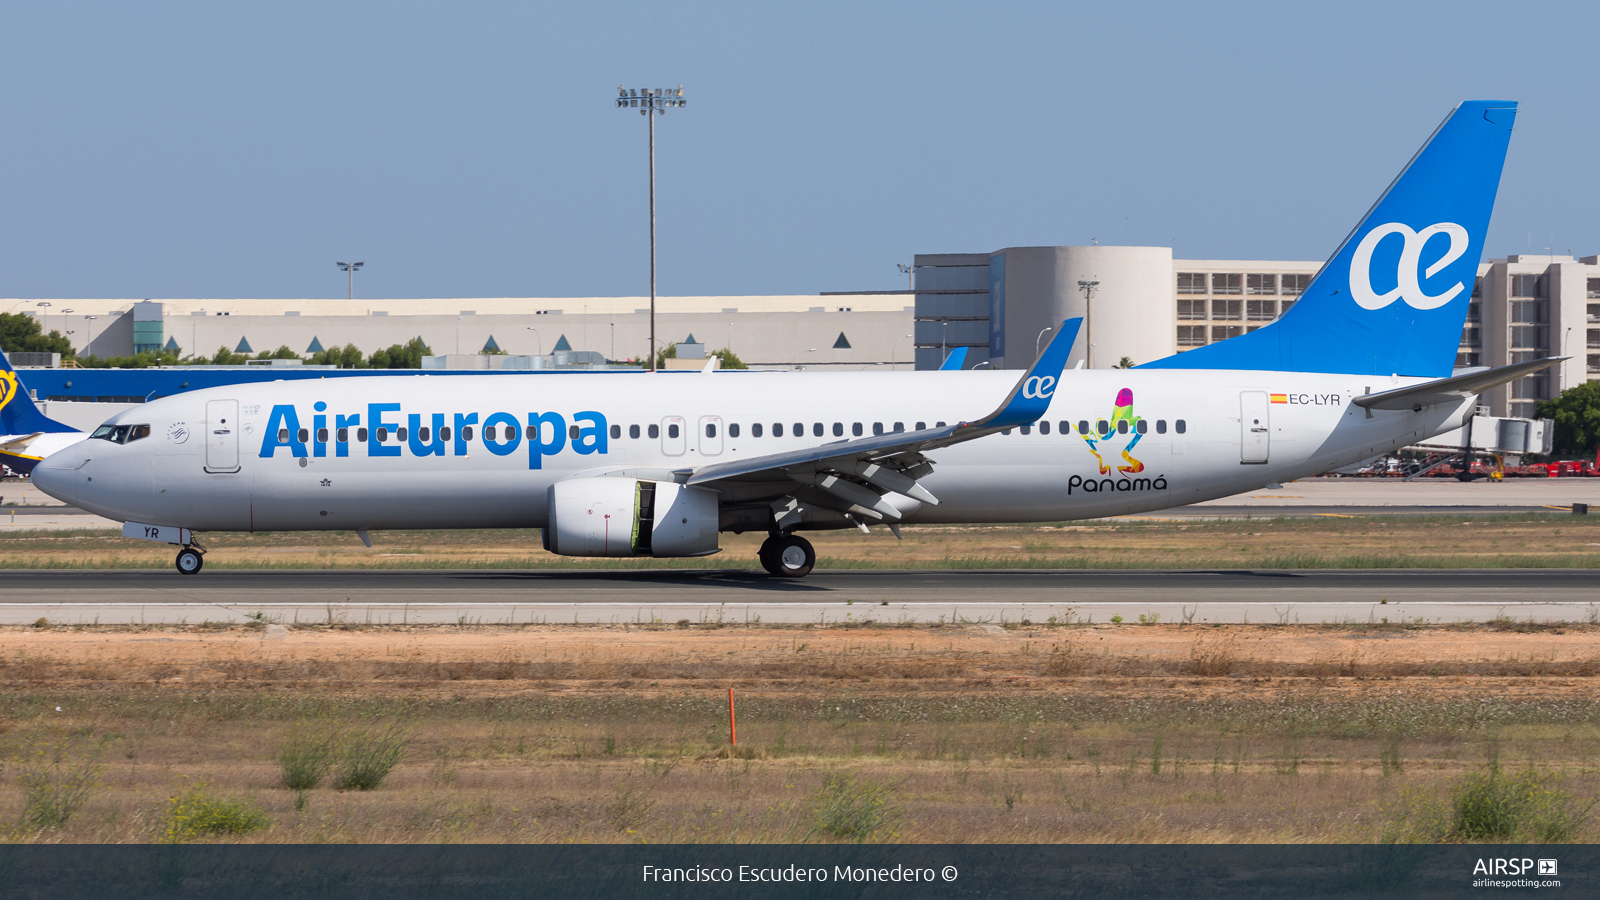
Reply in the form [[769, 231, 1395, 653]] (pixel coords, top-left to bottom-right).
[[891, 333, 912, 370], [1036, 326, 1053, 357], [525, 326, 542, 356], [84, 316, 98, 356], [1076, 280, 1099, 367], [790, 348, 817, 370], [615, 84, 687, 372], [337, 261, 365, 300]]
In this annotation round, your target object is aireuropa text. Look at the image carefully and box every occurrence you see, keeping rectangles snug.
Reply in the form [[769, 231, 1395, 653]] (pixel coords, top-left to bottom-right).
[[640, 865, 943, 883]]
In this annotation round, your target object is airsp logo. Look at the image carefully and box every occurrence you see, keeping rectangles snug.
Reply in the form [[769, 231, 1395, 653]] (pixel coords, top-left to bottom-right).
[[1022, 375, 1056, 399], [1349, 221, 1469, 310], [0, 371, 16, 413]]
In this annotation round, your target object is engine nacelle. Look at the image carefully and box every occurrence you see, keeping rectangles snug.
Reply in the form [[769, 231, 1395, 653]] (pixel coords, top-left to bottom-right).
[[544, 477, 720, 558]]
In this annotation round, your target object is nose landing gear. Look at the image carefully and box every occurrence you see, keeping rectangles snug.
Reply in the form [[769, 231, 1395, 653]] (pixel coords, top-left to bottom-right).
[[758, 533, 815, 578], [175, 543, 205, 575]]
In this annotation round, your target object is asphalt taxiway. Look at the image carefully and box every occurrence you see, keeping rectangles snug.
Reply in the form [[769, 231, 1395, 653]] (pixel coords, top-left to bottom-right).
[[4, 569, 1594, 626]]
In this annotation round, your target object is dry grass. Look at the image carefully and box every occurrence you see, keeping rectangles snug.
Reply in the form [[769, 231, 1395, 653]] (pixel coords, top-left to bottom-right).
[[4, 512, 1600, 570], [1, 624, 1599, 843]]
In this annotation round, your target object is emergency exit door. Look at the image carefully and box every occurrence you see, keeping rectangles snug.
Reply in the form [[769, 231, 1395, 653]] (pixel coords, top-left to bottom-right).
[[205, 399, 241, 473], [1240, 391, 1270, 464]]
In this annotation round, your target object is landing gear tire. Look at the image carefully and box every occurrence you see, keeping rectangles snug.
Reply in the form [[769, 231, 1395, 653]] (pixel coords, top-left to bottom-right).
[[759, 534, 815, 578], [175, 547, 204, 575]]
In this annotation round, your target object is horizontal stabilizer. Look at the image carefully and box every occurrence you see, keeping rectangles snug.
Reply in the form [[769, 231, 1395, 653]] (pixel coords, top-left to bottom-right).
[[1353, 357, 1563, 411]]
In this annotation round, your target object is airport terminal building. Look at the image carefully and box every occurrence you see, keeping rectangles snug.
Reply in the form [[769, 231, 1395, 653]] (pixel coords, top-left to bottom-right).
[[13, 248, 1599, 418]]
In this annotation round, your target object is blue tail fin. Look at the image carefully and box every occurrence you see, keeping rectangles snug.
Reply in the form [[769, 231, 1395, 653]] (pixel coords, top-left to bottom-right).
[[1142, 100, 1516, 377], [0, 351, 78, 435], [939, 347, 970, 370]]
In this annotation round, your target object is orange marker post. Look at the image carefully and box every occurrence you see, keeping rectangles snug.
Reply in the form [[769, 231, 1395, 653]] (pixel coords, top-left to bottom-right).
[[728, 687, 736, 747]]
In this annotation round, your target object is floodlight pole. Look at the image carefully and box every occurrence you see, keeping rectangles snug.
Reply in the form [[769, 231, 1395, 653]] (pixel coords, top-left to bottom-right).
[[617, 85, 686, 372], [1077, 279, 1099, 368], [338, 261, 365, 300]]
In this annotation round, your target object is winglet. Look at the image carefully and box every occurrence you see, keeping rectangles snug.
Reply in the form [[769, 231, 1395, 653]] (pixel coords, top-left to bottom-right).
[[972, 318, 1080, 429], [938, 347, 969, 371]]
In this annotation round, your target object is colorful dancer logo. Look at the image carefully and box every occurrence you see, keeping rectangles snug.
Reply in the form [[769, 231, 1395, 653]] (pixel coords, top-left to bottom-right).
[[1080, 388, 1145, 474]]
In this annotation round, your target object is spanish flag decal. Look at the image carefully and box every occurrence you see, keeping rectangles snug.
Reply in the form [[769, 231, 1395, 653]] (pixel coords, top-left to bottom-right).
[[1269, 393, 1288, 404]]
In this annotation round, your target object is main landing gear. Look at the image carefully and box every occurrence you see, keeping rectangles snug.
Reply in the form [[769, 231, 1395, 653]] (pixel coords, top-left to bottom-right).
[[758, 533, 815, 578], [175, 543, 205, 575]]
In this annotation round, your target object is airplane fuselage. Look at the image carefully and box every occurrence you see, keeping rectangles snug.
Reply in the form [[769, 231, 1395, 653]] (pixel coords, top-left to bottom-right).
[[34, 368, 1470, 534]]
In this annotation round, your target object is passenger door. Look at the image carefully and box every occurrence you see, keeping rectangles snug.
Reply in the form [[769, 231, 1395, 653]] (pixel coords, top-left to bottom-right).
[[1239, 391, 1269, 464], [698, 416, 723, 456], [205, 399, 241, 473], [660, 416, 686, 456]]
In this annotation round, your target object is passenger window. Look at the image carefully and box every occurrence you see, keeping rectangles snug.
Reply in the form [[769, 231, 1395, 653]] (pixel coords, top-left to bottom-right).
[[279, 428, 290, 441], [1156, 420, 1167, 434], [833, 423, 843, 437], [1096, 420, 1108, 436], [462, 426, 473, 441], [440, 426, 451, 442], [1002, 429, 1011, 436], [730, 423, 740, 438], [358, 428, 369, 442], [337, 427, 348, 442], [1040, 421, 1051, 434], [1117, 420, 1128, 435], [629, 424, 640, 439], [795, 423, 804, 437], [1136, 420, 1147, 434], [419, 427, 430, 442], [297, 428, 309, 442], [1020, 425, 1031, 435], [752, 423, 763, 437], [649, 424, 660, 439], [705, 423, 717, 438], [771, 423, 782, 437], [397, 427, 408, 442], [936, 421, 946, 428], [1059, 421, 1069, 434], [317, 428, 329, 442], [668, 424, 680, 439], [569, 424, 580, 439], [813, 423, 823, 437], [893, 422, 904, 432], [1078, 420, 1089, 434], [376, 427, 388, 441], [1176, 419, 1187, 434], [916, 421, 925, 430], [610, 424, 621, 439]]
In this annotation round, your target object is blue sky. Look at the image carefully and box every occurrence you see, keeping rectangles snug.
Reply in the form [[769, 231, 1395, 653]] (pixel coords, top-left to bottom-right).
[[1, 1, 1595, 299]]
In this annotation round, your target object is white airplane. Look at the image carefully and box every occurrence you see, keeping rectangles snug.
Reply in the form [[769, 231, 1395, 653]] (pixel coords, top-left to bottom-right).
[[33, 100, 1552, 577], [0, 352, 87, 477]]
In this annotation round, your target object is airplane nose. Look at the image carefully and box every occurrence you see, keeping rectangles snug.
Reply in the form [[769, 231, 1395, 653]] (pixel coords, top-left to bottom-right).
[[30, 452, 81, 505]]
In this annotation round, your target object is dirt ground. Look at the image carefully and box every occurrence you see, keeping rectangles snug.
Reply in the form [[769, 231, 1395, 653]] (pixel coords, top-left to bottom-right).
[[2, 622, 1598, 843]]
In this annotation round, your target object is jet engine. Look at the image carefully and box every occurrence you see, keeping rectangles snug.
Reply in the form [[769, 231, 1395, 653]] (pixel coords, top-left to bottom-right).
[[543, 477, 720, 558]]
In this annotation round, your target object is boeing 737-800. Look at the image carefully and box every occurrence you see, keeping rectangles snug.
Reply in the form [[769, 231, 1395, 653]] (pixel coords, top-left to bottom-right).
[[29, 100, 1553, 577]]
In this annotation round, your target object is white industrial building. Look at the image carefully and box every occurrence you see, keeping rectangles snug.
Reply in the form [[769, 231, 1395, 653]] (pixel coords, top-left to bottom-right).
[[12, 248, 1598, 415]]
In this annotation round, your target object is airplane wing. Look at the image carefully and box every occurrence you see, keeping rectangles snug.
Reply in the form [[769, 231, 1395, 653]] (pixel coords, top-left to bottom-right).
[[680, 319, 1080, 523], [1353, 357, 1564, 411]]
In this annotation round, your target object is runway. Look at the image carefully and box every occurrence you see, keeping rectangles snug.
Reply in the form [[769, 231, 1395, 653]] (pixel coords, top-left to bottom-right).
[[6, 568, 1596, 625]]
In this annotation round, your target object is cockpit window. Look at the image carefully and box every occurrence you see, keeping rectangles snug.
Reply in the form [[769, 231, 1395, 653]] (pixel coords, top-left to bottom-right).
[[90, 424, 151, 444]]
